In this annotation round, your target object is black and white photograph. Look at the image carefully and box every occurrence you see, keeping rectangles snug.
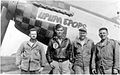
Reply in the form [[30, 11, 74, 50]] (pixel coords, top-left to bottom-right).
[[1, 0, 120, 74]]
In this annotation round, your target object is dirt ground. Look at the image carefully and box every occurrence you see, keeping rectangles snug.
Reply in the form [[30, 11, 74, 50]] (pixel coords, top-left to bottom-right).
[[0, 56, 51, 74]]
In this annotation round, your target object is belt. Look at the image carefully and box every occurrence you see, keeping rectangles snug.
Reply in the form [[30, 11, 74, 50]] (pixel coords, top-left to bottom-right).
[[53, 58, 68, 62]]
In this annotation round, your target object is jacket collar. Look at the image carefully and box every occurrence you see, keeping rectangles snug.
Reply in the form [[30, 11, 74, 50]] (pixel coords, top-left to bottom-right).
[[75, 36, 89, 46], [97, 38, 110, 47], [27, 40, 38, 48]]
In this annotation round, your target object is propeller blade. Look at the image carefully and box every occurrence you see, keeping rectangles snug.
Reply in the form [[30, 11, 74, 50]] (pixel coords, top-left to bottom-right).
[[1, 6, 11, 44]]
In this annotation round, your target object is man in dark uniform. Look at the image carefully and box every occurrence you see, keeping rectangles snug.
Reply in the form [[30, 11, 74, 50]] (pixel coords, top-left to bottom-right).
[[46, 24, 73, 74]]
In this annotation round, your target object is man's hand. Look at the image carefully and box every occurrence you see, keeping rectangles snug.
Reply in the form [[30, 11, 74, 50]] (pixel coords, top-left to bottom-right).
[[69, 62, 73, 69], [16, 62, 21, 68], [113, 69, 118, 74], [38, 67, 44, 72], [50, 62, 54, 68], [17, 65, 21, 69], [92, 69, 96, 74], [50, 61, 55, 68]]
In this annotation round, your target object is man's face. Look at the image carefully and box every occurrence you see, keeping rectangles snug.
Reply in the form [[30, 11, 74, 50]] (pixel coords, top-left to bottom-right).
[[99, 30, 108, 40], [55, 27, 64, 37], [29, 31, 37, 39], [79, 31, 87, 40]]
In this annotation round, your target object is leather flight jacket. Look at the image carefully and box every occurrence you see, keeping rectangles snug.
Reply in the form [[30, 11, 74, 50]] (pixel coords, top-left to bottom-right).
[[46, 36, 73, 63]]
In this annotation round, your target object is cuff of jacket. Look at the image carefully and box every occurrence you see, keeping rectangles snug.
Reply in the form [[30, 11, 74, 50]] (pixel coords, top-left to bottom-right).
[[41, 65, 45, 67], [113, 67, 120, 71], [41, 63, 46, 67]]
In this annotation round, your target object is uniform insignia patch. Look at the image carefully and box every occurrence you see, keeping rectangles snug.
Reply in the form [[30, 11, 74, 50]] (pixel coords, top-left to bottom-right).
[[53, 43, 59, 49]]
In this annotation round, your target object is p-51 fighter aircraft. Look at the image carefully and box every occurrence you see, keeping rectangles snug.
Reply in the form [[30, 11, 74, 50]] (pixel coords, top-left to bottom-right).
[[1, 0, 120, 46]]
